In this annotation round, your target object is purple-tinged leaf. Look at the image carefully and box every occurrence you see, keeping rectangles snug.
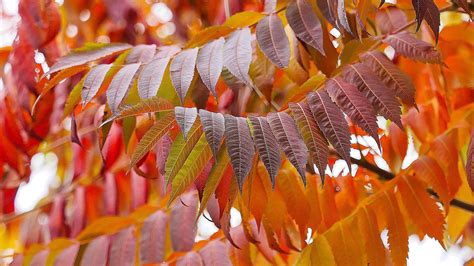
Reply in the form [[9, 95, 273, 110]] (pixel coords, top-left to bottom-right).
[[286, 0, 325, 55], [126, 44, 156, 64], [170, 191, 198, 251], [80, 236, 110, 266], [46, 43, 131, 76], [155, 45, 181, 59], [71, 113, 82, 147], [224, 115, 255, 191], [54, 243, 79, 266], [175, 106, 198, 140], [467, 133, 474, 192], [199, 240, 232, 266], [177, 251, 203, 266], [359, 51, 416, 107], [140, 210, 168, 263], [264, 0, 277, 13], [375, 6, 408, 34], [138, 57, 171, 99], [307, 90, 351, 167], [109, 227, 136, 266], [317, 0, 338, 27], [289, 102, 329, 180], [30, 250, 48, 266], [325, 77, 380, 148], [343, 63, 403, 128], [412, 0, 440, 41], [196, 38, 225, 98], [155, 134, 172, 176], [113, 96, 174, 122], [223, 28, 254, 87], [256, 14, 290, 68], [337, 0, 354, 35], [106, 63, 140, 114], [171, 48, 199, 104], [267, 112, 308, 184], [452, 0, 471, 19], [199, 109, 225, 159], [384, 31, 442, 64], [249, 116, 281, 187], [82, 64, 112, 105]]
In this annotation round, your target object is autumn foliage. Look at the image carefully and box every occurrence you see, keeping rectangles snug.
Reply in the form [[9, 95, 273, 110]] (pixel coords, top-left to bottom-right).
[[0, 0, 473, 265]]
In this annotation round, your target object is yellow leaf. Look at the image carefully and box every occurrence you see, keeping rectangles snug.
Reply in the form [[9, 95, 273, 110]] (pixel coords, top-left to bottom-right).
[[357, 206, 387, 266], [325, 221, 365, 266], [185, 25, 233, 48], [223, 11, 265, 29], [297, 235, 336, 266], [76, 216, 135, 242]]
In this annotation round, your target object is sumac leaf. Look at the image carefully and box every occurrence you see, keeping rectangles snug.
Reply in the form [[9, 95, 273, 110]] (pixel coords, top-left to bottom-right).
[[289, 102, 329, 181], [337, 0, 353, 35], [126, 44, 156, 64], [109, 227, 136, 266], [196, 37, 225, 97], [82, 64, 112, 105], [223, 28, 254, 87], [224, 115, 255, 191], [375, 6, 408, 34], [384, 31, 442, 64], [412, 0, 440, 41], [138, 57, 171, 99], [199, 240, 232, 266], [307, 90, 351, 167], [325, 77, 380, 148], [249, 116, 281, 187], [170, 191, 198, 251], [467, 133, 474, 192], [170, 48, 199, 104], [112, 96, 173, 121], [130, 112, 176, 167], [199, 109, 225, 159], [106, 63, 140, 114], [359, 51, 416, 107], [317, 0, 338, 27], [46, 43, 131, 75], [177, 252, 203, 266], [140, 211, 168, 263], [286, 0, 325, 55], [343, 63, 402, 128], [175, 106, 198, 140], [267, 112, 308, 184], [256, 14, 290, 68]]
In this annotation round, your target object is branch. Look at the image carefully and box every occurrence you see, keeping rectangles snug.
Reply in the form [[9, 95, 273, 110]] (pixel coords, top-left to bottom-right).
[[349, 156, 474, 213]]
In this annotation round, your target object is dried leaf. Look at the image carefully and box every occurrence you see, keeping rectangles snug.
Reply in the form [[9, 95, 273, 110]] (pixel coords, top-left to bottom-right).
[[249, 116, 281, 187], [267, 112, 308, 184], [170, 48, 199, 104], [224, 115, 255, 191], [256, 14, 290, 68], [196, 38, 225, 97]]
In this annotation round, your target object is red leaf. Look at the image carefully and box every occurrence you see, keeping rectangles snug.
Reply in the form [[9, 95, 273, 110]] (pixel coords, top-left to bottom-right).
[[412, 0, 440, 41], [249, 116, 281, 187], [224, 115, 255, 191], [176, 251, 203, 266], [109, 227, 136, 266], [54, 243, 79, 266], [170, 191, 198, 251], [307, 90, 351, 167], [267, 112, 308, 184], [199, 240, 232, 266], [256, 14, 291, 68], [80, 236, 110, 266], [317, 0, 338, 28], [375, 6, 408, 34], [140, 211, 168, 263], [384, 31, 442, 63]]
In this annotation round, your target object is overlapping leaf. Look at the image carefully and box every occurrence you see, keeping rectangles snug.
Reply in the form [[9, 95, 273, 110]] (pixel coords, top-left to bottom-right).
[[286, 0, 325, 55], [384, 31, 442, 63], [224, 115, 255, 191], [199, 109, 225, 159], [307, 90, 351, 167], [267, 112, 308, 184], [106, 63, 140, 114], [82, 64, 112, 105], [223, 28, 253, 87], [130, 112, 176, 168], [317, 0, 337, 27], [249, 116, 281, 186], [175, 107, 198, 140], [325, 77, 380, 148], [256, 14, 290, 68], [138, 57, 171, 99], [359, 51, 416, 107], [170, 48, 199, 104], [343, 63, 403, 128], [289, 102, 329, 180], [196, 38, 224, 97], [412, 0, 440, 41], [337, 0, 353, 35], [126, 44, 156, 64]]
